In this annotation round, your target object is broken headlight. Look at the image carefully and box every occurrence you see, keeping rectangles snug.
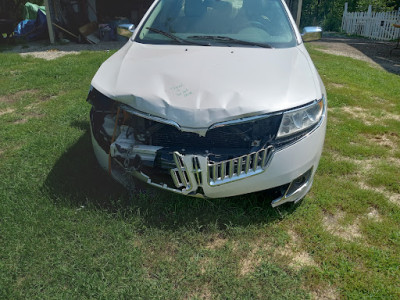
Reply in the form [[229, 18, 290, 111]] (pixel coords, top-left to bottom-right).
[[277, 98, 324, 138]]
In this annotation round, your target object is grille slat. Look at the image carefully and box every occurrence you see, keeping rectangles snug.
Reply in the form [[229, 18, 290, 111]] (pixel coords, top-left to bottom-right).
[[192, 157, 202, 185], [213, 163, 218, 182], [237, 157, 243, 175], [229, 160, 234, 178], [261, 149, 267, 167], [220, 162, 226, 180], [245, 155, 250, 173], [171, 152, 191, 190], [253, 152, 259, 171]]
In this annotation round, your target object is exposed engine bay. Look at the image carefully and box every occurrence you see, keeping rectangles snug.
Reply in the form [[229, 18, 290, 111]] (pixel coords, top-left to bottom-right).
[[87, 87, 299, 192]]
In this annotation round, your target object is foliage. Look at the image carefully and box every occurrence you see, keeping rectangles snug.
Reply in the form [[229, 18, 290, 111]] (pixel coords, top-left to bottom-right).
[[356, 0, 400, 11], [300, 0, 400, 31]]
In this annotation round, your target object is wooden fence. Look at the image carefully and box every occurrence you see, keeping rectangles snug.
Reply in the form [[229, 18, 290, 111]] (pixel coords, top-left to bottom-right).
[[341, 3, 400, 40]]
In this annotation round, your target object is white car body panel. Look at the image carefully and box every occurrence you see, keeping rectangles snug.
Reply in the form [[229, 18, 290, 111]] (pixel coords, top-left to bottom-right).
[[91, 42, 321, 132]]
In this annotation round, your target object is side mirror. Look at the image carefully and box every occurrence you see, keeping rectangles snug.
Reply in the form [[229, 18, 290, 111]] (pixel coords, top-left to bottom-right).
[[117, 24, 135, 38], [301, 26, 322, 42]]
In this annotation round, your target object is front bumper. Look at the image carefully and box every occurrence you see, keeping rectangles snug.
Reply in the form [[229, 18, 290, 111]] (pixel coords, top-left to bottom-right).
[[90, 113, 326, 206]]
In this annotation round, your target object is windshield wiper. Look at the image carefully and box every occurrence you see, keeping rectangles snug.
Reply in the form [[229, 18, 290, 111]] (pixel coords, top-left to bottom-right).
[[146, 27, 209, 46], [187, 35, 272, 48]]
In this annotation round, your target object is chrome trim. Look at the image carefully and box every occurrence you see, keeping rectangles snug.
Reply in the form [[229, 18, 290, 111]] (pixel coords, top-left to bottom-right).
[[208, 98, 325, 131], [229, 160, 234, 177], [170, 152, 193, 191], [120, 98, 324, 137], [117, 24, 135, 38], [301, 26, 323, 42], [207, 146, 274, 186], [168, 146, 274, 190], [271, 167, 313, 207], [278, 97, 324, 117], [119, 104, 181, 130], [209, 111, 282, 130], [192, 157, 202, 185]]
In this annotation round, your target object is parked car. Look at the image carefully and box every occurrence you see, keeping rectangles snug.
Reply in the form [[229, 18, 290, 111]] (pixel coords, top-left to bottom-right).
[[87, 0, 326, 207]]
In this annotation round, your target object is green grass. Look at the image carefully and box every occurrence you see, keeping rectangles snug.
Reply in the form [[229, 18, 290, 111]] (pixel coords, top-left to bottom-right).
[[0, 45, 399, 299]]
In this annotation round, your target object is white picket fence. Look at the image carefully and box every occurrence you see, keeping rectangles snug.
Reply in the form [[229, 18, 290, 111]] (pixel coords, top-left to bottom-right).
[[341, 3, 400, 40]]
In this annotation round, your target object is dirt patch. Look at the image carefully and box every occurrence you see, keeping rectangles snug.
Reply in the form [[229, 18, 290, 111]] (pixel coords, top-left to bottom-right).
[[371, 96, 395, 106], [280, 247, 317, 270], [0, 90, 38, 104], [340, 106, 400, 125], [388, 157, 400, 167], [205, 236, 227, 250], [359, 181, 400, 207], [389, 193, 400, 206], [341, 106, 375, 126], [0, 108, 16, 116], [237, 231, 317, 274], [13, 112, 44, 124], [198, 257, 212, 274], [331, 152, 376, 173], [7, 40, 125, 60], [239, 245, 262, 276], [277, 230, 317, 270], [20, 50, 80, 60], [366, 207, 382, 222], [25, 103, 39, 110], [311, 285, 339, 300], [237, 239, 275, 276], [333, 150, 400, 206], [364, 133, 398, 150], [328, 82, 346, 89], [13, 118, 28, 124], [9, 70, 20, 76], [185, 286, 212, 300], [323, 211, 362, 241]]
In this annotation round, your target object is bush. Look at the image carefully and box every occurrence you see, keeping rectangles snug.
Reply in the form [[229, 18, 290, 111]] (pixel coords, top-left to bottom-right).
[[322, 16, 342, 31]]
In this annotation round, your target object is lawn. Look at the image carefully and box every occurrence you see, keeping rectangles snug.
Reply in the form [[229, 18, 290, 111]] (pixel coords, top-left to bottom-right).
[[0, 44, 399, 299]]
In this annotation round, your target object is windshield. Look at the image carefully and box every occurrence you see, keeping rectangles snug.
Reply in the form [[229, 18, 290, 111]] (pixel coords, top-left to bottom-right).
[[135, 0, 297, 48]]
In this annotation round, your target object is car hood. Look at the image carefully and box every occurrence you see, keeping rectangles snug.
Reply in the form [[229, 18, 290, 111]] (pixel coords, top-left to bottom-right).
[[91, 42, 321, 131]]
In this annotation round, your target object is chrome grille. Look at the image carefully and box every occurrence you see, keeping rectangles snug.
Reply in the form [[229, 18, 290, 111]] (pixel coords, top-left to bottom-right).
[[170, 152, 192, 190], [170, 147, 274, 190], [208, 146, 273, 186]]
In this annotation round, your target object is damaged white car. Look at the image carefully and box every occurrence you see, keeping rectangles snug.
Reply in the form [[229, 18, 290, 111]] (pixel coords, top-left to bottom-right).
[[87, 0, 327, 207]]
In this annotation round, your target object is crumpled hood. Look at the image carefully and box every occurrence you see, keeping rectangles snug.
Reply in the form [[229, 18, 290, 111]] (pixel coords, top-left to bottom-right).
[[91, 42, 321, 130]]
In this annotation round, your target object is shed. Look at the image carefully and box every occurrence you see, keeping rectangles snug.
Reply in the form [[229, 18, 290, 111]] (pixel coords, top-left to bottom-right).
[[43, 0, 303, 44]]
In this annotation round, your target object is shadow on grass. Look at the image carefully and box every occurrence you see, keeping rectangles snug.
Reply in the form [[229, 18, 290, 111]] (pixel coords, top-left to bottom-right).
[[315, 34, 400, 76], [43, 121, 297, 230]]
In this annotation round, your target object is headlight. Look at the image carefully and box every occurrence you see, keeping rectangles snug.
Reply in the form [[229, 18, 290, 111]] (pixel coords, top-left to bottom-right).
[[277, 98, 324, 138]]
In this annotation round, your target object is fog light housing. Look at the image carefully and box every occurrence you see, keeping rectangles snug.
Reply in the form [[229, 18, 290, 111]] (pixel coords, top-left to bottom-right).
[[271, 167, 313, 207]]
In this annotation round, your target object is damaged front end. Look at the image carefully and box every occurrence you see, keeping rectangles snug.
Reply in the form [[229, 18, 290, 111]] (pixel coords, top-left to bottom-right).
[[89, 87, 286, 192], [88, 87, 322, 205]]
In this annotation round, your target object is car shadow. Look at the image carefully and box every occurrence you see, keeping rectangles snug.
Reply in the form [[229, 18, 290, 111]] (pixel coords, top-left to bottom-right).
[[312, 34, 400, 76], [43, 121, 297, 230]]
